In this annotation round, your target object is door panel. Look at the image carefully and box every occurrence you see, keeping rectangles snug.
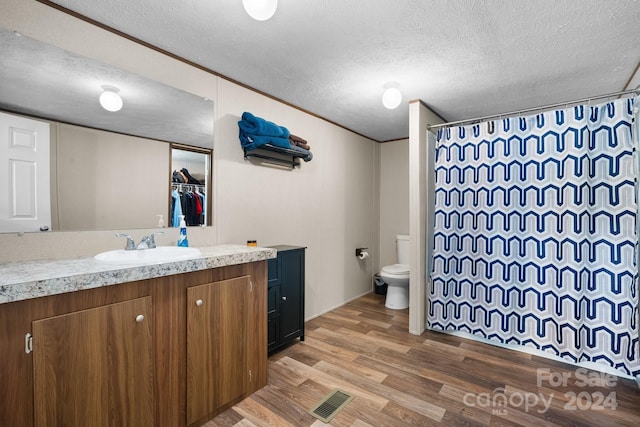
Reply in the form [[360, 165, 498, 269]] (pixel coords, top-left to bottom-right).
[[186, 276, 249, 425], [0, 111, 51, 232], [280, 250, 304, 341], [32, 297, 153, 427]]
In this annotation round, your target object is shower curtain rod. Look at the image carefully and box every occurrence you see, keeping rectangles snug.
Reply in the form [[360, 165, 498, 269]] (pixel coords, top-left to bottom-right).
[[427, 86, 640, 130]]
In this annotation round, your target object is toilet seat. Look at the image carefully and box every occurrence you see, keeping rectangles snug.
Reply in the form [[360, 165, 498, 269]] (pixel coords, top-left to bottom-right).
[[380, 263, 409, 278]]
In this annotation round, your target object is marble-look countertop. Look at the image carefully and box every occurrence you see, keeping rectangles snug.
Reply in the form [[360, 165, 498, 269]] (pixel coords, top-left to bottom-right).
[[0, 245, 277, 305]]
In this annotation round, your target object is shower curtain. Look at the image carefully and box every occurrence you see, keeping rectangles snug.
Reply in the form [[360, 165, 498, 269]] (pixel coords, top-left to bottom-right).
[[429, 97, 639, 377]]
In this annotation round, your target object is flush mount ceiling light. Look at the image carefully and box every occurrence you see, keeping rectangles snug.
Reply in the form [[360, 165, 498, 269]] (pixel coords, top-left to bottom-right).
[[99, 85, 123, 112], [242, 0, 277, 21], [382, 83, 402, 109]]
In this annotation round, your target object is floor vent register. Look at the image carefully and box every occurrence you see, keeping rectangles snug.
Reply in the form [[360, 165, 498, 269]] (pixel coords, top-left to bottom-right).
[[308, 389, 354, 423]]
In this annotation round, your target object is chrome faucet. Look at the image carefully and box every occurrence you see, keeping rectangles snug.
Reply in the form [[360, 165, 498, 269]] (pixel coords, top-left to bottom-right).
[[115, 233, 135, 250], [115, 232, 164, 250], [135, 232, 164, 250]]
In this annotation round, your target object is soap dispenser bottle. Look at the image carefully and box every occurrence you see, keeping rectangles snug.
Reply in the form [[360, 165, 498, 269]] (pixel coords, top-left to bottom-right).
[[177, 215, 189, 247]]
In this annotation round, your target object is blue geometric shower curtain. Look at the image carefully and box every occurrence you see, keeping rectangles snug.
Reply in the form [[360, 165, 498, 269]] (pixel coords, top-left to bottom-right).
[[428, 98, 639, 377]]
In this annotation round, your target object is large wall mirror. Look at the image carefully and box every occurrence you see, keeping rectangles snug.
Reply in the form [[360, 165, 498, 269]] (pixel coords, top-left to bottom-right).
[[0, 28, 214, 232]]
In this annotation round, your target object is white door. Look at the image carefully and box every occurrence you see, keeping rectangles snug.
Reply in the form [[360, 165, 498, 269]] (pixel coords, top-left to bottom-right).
[[0, 111, 51, 232]]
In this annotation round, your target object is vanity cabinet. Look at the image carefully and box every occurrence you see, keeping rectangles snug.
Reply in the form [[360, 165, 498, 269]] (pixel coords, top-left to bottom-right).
[[0, 260, 267, 427], [33, 297, 154, 427], [267, 245, 305, 352]]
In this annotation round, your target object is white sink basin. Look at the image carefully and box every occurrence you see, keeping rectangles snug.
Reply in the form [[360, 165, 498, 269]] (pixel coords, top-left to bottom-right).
[[94, 246, 202, 264]]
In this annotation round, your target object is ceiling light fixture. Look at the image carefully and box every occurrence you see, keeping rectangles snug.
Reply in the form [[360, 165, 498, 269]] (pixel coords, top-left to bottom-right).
[[99, 85, 123, 112], [382, 83, 402, 109], [242, 0, 277, 21]]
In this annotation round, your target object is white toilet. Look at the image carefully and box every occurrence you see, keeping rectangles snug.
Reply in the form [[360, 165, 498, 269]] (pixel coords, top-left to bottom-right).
[[379, 234, 410, 309]]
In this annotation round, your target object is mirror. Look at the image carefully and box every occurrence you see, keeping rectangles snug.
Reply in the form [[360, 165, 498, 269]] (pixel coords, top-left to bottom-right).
[[0, 27, 214, 232]]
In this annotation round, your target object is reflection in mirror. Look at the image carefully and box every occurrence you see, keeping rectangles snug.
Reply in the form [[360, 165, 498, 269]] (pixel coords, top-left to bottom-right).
[[170, 146, 211, 228], [0, 27, 214, 233], [53, 123, 170, 231], [0, 27, 214, 148]]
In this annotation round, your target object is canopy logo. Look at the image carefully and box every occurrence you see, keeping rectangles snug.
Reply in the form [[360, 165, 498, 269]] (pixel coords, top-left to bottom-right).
[[462, 368, 618, 415], [463, 387, 553, 415]]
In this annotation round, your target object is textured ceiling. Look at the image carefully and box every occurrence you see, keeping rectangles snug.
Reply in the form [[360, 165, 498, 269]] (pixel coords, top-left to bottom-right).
[[48, 0, 640, 141]]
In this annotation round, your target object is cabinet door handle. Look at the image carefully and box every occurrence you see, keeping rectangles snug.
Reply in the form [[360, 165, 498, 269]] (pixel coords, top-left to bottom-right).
[[282, 296, 287, 301], [135, 314, 145, 323], [196, 299, 203, 307]]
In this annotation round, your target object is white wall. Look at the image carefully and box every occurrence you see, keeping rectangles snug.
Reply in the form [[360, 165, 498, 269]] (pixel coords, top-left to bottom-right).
[[378, 139, 409, 268], [0, 0, 377, 319], [215, 79, 377, 318]]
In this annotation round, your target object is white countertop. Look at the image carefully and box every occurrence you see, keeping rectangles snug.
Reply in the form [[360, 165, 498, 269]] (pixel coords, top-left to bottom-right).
[[0, 245, 276, 304]]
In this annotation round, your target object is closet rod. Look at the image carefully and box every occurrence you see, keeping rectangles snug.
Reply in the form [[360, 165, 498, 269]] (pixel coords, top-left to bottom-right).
[[427, 85, 640, 130], [172, 183, 205, 189]]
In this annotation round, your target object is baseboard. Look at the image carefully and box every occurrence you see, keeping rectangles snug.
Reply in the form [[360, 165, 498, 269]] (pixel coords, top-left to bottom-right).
[[304, 290, 374, 322]]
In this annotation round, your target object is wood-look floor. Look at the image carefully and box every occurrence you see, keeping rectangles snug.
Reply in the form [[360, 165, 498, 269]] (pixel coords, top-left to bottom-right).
[[205, 293, 640, 427]]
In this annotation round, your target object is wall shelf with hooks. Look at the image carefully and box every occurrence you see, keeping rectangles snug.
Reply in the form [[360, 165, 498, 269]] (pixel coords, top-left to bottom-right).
[[243, 144, 308, 168]]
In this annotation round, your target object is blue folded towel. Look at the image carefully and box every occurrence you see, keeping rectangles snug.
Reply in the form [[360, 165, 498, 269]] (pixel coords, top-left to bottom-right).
[[238, 112, 291, 150]]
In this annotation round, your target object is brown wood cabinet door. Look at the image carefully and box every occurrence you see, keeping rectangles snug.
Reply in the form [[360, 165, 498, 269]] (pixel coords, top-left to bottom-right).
[[32, 296, 154, 427], [186, 276, 249, 425]]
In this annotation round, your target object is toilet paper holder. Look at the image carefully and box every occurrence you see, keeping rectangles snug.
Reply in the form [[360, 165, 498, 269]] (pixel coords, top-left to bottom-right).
[[355, 248, 368, 258]]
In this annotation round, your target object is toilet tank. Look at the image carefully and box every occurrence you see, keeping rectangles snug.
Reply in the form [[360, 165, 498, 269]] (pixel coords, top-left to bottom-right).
[[396, 234, 410, 264]]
